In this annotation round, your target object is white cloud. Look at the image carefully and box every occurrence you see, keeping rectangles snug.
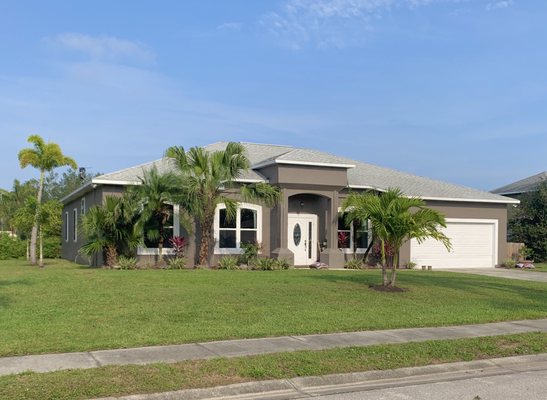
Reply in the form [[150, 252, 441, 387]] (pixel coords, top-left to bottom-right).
[[217, 22, 242, 31], [45, 33, 155, 64], [486, 1, 513, 11], [261, 0, 507, 49]]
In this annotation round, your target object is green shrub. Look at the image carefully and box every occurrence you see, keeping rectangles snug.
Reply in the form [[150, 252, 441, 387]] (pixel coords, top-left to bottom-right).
[[116, 256, 138, 270], [166, 257, 186, 270], [218, 256, 239, 270], [273, 258, 291, 270], [503, 259, 516, 268], [253, 257, 276, 270], [406, 261, 417, 269], [0, 234, 26, 259], [238, 242, 261, 265], [345, 258, 363, 269], [42, 236, 61, 258]]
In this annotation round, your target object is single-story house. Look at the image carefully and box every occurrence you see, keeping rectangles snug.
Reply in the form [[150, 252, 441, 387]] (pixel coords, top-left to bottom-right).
[[491, 171, 547, 199], [61, 142, 518, 269]]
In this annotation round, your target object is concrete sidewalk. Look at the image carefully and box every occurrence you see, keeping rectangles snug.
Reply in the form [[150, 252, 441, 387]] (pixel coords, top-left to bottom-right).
[[1, 318, 546, 377], [95, 353, 547, 400]]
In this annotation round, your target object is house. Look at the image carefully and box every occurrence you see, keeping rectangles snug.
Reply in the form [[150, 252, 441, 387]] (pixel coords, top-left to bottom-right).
[[61, 142, 518, 269], [491, 171, 547, 199]]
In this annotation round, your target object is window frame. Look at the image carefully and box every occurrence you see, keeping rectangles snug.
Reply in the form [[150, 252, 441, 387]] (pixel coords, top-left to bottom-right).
[[73, 208, 78, 242], [337, 210, 371, 254], [81, 198, 86, 216], [64, 211, 69, 242], [214, 202, 262, 255]]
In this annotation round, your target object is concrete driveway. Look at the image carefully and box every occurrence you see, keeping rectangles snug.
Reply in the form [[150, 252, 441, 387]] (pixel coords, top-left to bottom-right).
[[443, 268, 547, 283]]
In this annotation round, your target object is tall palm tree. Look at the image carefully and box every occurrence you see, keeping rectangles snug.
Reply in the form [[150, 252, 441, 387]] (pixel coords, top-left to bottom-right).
[[80, 196, 141, 267], [129, 167, 181, 264], [166, 142, 281, 266], [342, 188, 451, 287], [18, 135, 76, 266]]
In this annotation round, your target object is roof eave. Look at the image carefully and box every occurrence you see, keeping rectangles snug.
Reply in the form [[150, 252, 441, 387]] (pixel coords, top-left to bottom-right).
[[253, 159, 355, 169]]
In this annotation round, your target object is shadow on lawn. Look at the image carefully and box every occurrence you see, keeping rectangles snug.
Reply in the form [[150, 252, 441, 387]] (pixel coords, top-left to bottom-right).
[[309, 271, 547, 311], [0, 279, 34, 308]]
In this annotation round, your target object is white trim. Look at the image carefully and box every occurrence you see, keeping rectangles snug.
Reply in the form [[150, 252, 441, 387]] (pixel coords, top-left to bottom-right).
[[346, 186, 519, 205], [64, 211, 69, 242], [137, 204, 180, 256], [233, 178, 268, 183], [252, 159, 355, 169], [91, 179, 141, 186], [72, 208, 78, 242], [214, 202, 262, 255], [410, 218, 499, 268], [60, 182, 94, 204], [336, 208, 371, 254], [81, 198, 86, 215]]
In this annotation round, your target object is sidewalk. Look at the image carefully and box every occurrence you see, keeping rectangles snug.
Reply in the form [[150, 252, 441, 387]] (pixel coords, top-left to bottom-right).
[[95, 353, 547, 400], [1, 319, 546, 377]]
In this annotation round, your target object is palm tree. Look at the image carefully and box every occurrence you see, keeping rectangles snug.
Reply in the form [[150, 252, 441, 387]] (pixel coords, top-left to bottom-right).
[[166, 143, 281, 266], [80, 196, 141, 267], [128, 167, 181, 264], [342, 188, 451, 287], [18, 135, 76, 266]]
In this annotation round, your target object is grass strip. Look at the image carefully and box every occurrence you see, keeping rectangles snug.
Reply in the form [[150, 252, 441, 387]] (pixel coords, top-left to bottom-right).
[[1, 332, 546, 400]]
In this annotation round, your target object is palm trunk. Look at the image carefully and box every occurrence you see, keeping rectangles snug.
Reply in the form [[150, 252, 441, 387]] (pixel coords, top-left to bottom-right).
[[39, 226, 44, 268], [105, 245, 118, 268], [26, 239, 30, 261], [390, 251, 399, 287], [381, 239, 388, 286], [158, 218, 164, 265], [198, 213, 214, 267], [30, 170, 44, 265]]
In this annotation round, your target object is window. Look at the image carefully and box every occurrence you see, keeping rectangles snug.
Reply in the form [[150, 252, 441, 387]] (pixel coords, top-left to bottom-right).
[[81, 198, 86, 216], [337, 212, 370, 253], [214, 203, 262, 254], [65, 211, 69, 242], [73, 208, 77, 242], [137, 204, 180, 255]]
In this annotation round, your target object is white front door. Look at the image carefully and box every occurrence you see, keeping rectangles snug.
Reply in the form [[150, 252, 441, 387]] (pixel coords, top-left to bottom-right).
[[288, 214, 317, 266]]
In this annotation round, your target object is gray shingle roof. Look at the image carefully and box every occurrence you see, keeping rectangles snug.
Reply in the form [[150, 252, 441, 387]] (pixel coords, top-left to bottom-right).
[[88, 141, 516, 204], [491, 171, 547, 195]]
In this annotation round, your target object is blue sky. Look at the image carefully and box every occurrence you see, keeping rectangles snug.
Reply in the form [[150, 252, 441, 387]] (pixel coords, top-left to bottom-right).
[[1, 0, 545, 191]]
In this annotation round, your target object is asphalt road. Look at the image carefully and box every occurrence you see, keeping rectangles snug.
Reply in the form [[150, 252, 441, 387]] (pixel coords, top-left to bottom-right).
[[315, 369, 547, 400]]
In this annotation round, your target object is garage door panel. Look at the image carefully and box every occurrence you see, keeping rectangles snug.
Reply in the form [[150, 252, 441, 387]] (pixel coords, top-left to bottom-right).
[[411, 220, 497, 269]]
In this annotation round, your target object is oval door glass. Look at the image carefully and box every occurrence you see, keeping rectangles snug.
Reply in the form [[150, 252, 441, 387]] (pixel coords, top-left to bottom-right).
[[293, 223, 301, 246]]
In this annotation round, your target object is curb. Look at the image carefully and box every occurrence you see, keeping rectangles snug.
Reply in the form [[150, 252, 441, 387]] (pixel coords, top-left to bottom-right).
[[96, 353, 547, 400]]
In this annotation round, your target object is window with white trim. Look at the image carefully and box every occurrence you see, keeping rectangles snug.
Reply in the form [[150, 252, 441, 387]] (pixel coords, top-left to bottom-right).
[[137, 204, 180, 255], [81, 198, 86, 216], [64, 211, 69, 242], [73, 208, 78, 242], [214, 203, 262, 254], [337, 212, 370, 253]]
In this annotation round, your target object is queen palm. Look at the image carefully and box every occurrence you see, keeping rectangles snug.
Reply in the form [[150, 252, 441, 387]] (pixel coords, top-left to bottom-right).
[[342, 188, 451, 287], [80, 196, 141, 267], [166, 143, 281, 266], [129, 166, 181, 264], [18, 135, 76, 266]]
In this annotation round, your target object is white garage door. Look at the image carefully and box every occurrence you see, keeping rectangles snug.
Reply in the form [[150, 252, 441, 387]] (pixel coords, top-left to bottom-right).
[[410, 219, 498, 269]]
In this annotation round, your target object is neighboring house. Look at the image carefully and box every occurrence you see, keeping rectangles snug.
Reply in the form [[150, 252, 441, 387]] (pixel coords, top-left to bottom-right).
[[61, 142, 518, 269], [491, 171, 547, 199]]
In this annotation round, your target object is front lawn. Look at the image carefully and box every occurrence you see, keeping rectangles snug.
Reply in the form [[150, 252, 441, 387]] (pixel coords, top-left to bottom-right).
[[1, 259, 546, 357], [530, 262, 547, 272]]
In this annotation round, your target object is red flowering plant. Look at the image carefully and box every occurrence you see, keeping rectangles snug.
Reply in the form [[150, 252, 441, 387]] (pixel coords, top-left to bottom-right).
[[169, 236, 187, 259]]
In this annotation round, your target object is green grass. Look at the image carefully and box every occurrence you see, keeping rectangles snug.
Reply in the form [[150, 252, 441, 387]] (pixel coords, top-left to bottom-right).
[[1, 259, 546, 357], [1, 332, 546, 400], [529, 262, 547, 272]]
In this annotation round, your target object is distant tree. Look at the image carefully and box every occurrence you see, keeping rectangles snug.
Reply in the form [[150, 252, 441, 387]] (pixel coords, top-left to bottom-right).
[[509, 182, 547, 262], [0, 179, 38, 236], [18, 135, 77, 266], [43, 168, 98, 202]]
